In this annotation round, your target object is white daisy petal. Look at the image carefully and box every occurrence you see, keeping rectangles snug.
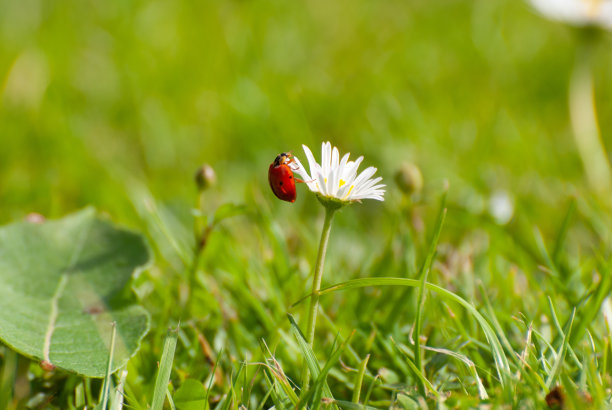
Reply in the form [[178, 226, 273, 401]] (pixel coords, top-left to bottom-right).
[[339, 153, 350, 175], [302, 144, 320, 177], [321, 142, 331, 176], [334, 154, 351, 196], [351, 176, 383, 196], [349, 167, 377, 194], [369, 184, 386, 192], [342, 156, 364, 185], [315, 168, 328, 196], [293, 142, 385, 205], [327, 166, 337, 195], [331, 146, 339, 171], [292, 156, 317, 192], [530, 0, 612, 30]]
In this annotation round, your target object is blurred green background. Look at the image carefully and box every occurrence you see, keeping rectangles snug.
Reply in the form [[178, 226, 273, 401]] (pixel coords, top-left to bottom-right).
[[2, 0, 611, 226]]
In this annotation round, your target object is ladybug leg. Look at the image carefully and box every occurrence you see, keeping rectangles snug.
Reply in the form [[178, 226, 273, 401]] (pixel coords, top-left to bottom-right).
[[284, 155, 314, 183], [286, 157, 306, 172]]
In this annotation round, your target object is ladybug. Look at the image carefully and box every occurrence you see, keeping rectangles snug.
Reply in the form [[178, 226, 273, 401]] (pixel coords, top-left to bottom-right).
[[269, 152, 298, 202]]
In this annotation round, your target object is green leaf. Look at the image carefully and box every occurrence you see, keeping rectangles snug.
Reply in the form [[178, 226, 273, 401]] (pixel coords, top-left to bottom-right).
[[174, 379, 207, 410], [0, 207, 151, 377]]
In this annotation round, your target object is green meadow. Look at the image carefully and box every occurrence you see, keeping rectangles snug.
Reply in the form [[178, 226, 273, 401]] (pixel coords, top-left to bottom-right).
[[1, 0, 612, 408]]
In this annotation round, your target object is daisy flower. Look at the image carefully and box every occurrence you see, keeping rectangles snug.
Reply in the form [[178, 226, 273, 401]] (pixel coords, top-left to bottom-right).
[[291, 142, 385, 389], [293, 141, 385, 206], [530, 0, 612, 29]]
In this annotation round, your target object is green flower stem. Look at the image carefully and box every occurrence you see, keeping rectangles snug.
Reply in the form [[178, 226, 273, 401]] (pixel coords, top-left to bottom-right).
[[569, 35, 612, 198], [187, 192, 210, 313], [302, 205, 337, 388], [186, 234, 205, 313]]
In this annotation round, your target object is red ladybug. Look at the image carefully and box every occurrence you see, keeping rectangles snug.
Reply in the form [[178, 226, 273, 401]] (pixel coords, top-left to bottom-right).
[[269, 152, 298, 202]]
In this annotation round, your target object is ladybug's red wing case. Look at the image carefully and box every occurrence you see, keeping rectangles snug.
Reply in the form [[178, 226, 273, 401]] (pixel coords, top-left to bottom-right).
[[268, 162, 297, 202]]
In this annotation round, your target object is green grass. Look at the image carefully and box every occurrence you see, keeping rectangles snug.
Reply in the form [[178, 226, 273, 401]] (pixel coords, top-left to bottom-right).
[[2, 0, 612, 408]]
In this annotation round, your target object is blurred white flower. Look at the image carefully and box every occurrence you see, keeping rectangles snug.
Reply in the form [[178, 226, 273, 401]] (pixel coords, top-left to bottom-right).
[[530, 0, 612, 29], [603, 297, 612, 341], [293, 142, 385, 204], [489, 190, 514, 225]]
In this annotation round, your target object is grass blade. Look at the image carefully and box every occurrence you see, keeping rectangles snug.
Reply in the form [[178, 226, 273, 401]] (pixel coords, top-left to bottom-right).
[[0, 349, 16, 410], [391, 338, 439, 398], [287, 314, 335, 405], [332, 399, 379, 409], [166, 388, 176, 410], [298, 331, 354, 409], [363, 374, 381, 407], [259, 339, 300, 406], [204, 348, 223, 410], [421, 344, 488, 399], [545, 308, 576, 389], [314, 277, 512, 390], [552, 199, 576, 264], [414, 192, 447, 395], [547, 297, 581, 369], [261, 367, 284, 409], [220, 361, 245, 410], [110, 369, 128, 410], [351, 354, 369, 404], [570, 261, 612, 346], [151, 327, 179, 410], [97, 321, 117, 410]]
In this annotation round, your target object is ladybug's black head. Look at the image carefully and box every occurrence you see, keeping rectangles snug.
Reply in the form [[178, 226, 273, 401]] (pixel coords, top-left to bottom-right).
[[274, 152, 292, 166]]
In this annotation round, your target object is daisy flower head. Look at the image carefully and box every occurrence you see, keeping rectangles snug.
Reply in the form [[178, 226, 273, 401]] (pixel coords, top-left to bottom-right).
[[293, 142, 385, 208], [530, 0, 612, 30]]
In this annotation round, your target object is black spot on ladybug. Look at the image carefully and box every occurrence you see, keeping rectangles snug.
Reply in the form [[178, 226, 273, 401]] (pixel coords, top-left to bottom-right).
[[279, 181, 283, 186], [289, 175, 293, 179]]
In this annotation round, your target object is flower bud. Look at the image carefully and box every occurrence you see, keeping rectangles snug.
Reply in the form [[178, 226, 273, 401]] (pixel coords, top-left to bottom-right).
[[394, 162, 423, 196], [195, 164, 216, 191]]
